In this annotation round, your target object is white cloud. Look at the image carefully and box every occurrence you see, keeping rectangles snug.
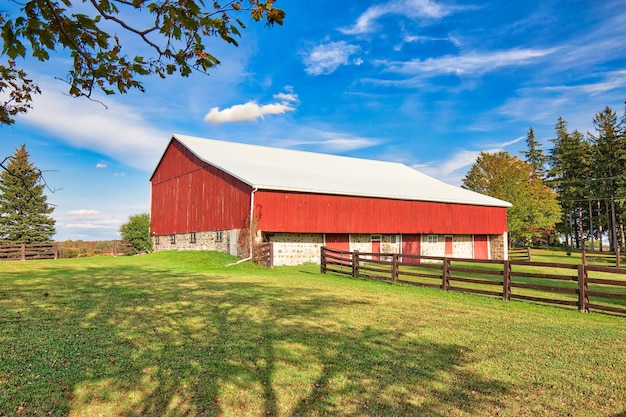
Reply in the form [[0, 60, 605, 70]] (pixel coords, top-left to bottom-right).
[[380, 48, 556, 77], [96, 162, 107, 168], [67, 209, 101, 216], [340, 0, 451, 35], [303, 41, 361, 76], [22, 80, 169, 171], [204, 92, 298, 124]]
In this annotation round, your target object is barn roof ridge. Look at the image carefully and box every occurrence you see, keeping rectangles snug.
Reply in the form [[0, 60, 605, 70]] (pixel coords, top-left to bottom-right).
[[170, 133, 512, 208]]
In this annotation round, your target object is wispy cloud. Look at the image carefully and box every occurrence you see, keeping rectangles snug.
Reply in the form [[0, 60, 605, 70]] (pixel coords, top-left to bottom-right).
[[204, 90, 299, 124], [276, 129, 381, 152], [303, 41, 361, 75], [22, 80, 168, 171], [340, 0, 451, 35], [67, 209, 101, 216], [415, 137, 525, 185], [96, 162, 107, 168], [379, 48, 556, 77]]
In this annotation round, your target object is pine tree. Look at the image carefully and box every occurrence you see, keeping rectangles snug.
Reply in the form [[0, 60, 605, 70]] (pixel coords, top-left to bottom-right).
[[521, 127, 547, 180], [0, 144, 56, 243], [589, 106, 625, 251]]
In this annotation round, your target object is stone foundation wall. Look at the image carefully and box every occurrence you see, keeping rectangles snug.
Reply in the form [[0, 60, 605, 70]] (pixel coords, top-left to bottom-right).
[[489, 233, 507, 260], [420, 234, 474, 258], [267, 233, 324, 266], [152, 229, 241, 256]]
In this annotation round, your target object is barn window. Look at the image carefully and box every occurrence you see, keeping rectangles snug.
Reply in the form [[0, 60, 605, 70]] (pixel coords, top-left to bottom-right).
[[170, 234, 176, 244], [427, 235, 438, 245], [216, 231, 223, 242], [190, 232, 196, 244], [155, 236, 160, 245]]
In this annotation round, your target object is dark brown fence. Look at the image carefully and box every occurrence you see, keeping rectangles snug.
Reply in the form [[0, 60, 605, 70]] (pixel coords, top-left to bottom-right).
[[508, 247, 532, 261], [0, 240, 134, 261], [320, 247, 626, 316], [582, 250, 623, 268], [0, 243, 59, 261]]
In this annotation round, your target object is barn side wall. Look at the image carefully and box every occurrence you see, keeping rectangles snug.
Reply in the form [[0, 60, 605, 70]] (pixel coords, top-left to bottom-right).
[[150, 139, 252, 236], [254, 190, 508, 235]]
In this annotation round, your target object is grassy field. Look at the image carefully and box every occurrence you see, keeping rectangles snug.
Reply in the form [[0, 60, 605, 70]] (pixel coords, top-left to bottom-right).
[[1, 251, 625, 417]]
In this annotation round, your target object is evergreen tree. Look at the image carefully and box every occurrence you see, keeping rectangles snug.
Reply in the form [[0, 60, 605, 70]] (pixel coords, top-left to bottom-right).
[[521, 127, 547, 180], [588, 106, 626, 251], [0, 144, 56, 242]]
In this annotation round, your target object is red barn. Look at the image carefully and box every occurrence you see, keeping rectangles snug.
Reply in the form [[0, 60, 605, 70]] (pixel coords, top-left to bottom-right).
[[150, 134, 511, 265]]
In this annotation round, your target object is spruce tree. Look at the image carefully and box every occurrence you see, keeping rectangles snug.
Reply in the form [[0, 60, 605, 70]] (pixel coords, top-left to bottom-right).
[[521, 127, 547, 180], [0, 144, 56, 243]]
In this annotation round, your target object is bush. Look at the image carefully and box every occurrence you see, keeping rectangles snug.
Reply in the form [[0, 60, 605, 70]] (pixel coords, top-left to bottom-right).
[[119, 213, 152, 253]]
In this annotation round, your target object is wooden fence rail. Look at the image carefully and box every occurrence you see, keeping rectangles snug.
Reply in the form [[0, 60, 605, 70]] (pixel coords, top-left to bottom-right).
[[0, 243, 59, 261], [0, 240, 133, 261], [320, 247, 626, 316]]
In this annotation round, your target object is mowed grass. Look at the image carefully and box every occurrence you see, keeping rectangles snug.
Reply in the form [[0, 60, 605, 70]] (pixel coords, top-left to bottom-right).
[[1, 252, 625, 417]]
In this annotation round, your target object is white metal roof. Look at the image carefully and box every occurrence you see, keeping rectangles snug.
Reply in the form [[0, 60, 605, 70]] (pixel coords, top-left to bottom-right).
[[169, 134, 511, 208]]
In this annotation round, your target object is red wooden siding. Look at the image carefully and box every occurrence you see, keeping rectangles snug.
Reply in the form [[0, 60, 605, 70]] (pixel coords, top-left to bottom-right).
[[401, 234, 421, 264], [254, 190, 507, 235], [325, 234, 350, 251], [473, 235, 489, 260], [151, 140, 252, 235]]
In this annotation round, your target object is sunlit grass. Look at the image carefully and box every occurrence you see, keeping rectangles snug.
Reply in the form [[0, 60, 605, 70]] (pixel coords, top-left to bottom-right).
[[1, 251, 625, 416]]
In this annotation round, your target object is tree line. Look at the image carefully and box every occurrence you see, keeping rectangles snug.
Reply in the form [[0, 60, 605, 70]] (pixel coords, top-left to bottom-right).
[[463, 102, 626, 252]]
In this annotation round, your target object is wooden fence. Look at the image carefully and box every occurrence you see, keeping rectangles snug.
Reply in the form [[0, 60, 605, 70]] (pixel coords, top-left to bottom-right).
[[0, 243, 59, 261], [0, 241, 133, 261], [320, 247, 626, 316]]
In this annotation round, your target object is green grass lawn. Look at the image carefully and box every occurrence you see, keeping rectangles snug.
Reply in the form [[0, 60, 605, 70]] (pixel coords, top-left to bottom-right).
[[1, 251, 625, 417]]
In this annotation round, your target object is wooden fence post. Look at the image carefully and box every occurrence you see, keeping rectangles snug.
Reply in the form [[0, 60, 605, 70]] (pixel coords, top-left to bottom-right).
[[320, 246, 326, 274], [352, 250, 360, 278], [392, 253, 399, 283], [113, 240, 119, 257], [581, 249, 586, 265], [442, 257, 450, 290], [616, 251, 621, 268], [526, 247, 532, 262], [54, 242, 59, 260], [502, 260, 511, 301], [20, 244, 26, 261], [578, 264, 588, 313]]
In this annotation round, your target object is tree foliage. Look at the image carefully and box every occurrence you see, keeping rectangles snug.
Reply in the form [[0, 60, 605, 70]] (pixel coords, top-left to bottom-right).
[[0, 0, 285, 124], [0, 144, 56, 242], [119, 212, 152, 253], [463, 151, 561, 246]]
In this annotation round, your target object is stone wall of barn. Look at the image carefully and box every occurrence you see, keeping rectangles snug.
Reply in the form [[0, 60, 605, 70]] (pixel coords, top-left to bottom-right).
[[152, 229, 241, 256], [266, 233, 325, 266], [489, 233, 507, 260]]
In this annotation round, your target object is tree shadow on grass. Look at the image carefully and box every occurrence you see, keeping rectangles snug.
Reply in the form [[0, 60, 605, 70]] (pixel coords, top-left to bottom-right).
[[0, 262, 510, 416]]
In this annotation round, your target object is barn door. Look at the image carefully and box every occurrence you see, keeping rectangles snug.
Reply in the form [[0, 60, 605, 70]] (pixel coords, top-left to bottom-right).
[[474, 235, 489, 260], [445, 236, 453, 256], [371, 235, 381, 261], [401, 234, 421, 264]]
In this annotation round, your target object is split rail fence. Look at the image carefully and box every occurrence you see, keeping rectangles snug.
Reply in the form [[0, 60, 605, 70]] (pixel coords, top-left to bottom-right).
[[320, 247, 626, 316]]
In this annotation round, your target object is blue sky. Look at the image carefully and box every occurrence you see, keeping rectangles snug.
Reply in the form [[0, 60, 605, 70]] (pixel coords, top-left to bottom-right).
[[2, 0, 625, 241]]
